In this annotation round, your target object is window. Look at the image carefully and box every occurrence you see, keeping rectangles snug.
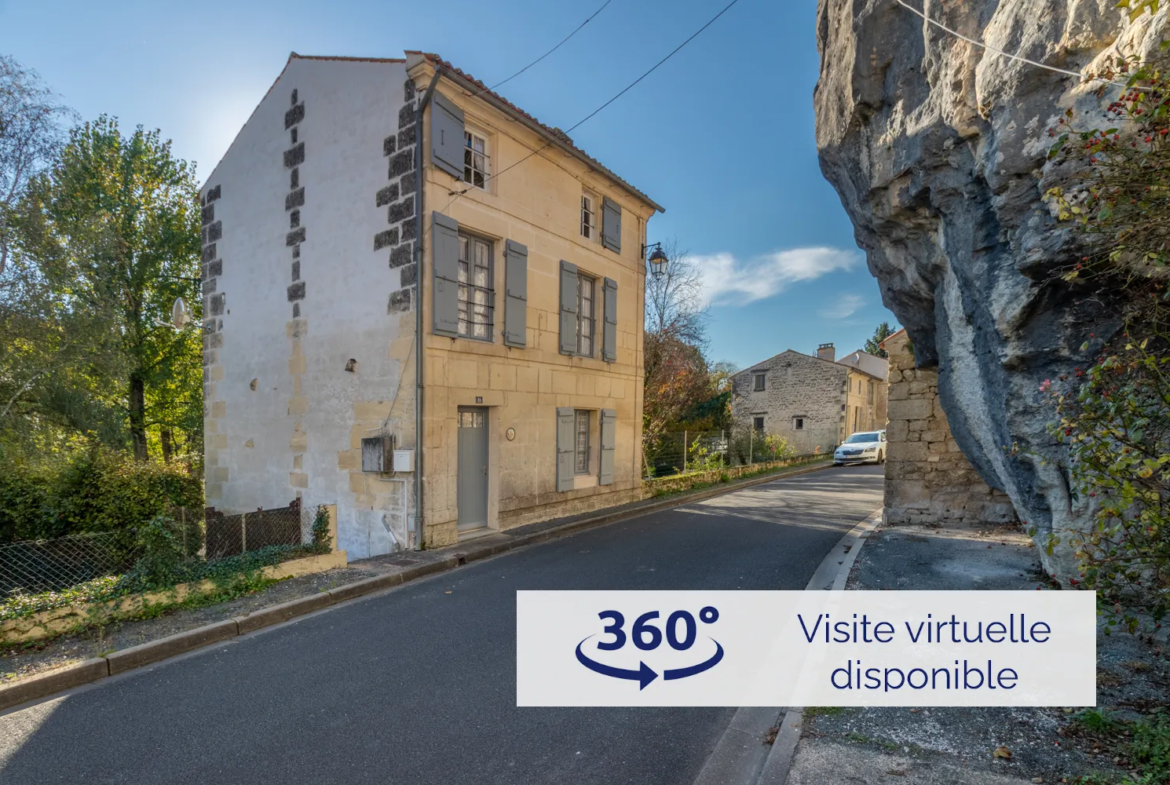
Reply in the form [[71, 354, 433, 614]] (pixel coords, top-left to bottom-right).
[[574, 410, 591, 474], [793, 417, 805, 431], [581, 192, 598, 241], [457, 233, 494, 340], [576, 273, 595, 356], [464, 130, 488, 189], [867, 381, 875, 405], [753, 416, 765, 433], [753, 373, 766, 392]]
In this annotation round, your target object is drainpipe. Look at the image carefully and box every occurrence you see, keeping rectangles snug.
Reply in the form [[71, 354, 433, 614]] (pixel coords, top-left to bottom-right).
[[414, 70, 441, 551]]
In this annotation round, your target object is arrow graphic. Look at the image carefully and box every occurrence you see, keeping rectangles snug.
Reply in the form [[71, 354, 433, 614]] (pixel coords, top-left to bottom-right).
[[664, 641, 724, 681], [575, 638, 659, 689]]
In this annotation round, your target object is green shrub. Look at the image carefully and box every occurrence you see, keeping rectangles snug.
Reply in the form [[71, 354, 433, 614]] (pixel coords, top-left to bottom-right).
[[0, 449, 203, 543], [310, 505, 333, 552], [133, 515, 188, 588]]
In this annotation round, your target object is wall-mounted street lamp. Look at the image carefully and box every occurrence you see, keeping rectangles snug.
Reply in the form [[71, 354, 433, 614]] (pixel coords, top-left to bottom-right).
[[643, 241, 669, 278]]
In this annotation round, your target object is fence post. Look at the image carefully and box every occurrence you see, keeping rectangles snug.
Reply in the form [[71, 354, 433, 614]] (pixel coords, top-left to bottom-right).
[[749, 428, 754, 465], [721, 429, 726, 466], [241, 512, 247, 554]]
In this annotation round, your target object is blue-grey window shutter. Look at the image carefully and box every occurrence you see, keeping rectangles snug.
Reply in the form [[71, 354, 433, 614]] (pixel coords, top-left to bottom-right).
[[431, 93, 465, 179], [602, 277, 617, 363], [503, 240, 527, 348], [556, 407, 575, 492], [559, 260, 578, 355], [601, 197, 622, 253], [432, 212, 460, 337], [599, 409, 616, 486]]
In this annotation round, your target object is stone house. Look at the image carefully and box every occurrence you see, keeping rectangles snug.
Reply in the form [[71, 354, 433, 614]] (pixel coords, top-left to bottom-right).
[[880, 329, 1016, 526], [200, 51, 661, 557], [730, 343, 888, 455]]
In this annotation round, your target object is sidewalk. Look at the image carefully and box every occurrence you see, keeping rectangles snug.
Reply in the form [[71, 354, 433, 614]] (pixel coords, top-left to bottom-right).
[[785, 521, 1170, 785]]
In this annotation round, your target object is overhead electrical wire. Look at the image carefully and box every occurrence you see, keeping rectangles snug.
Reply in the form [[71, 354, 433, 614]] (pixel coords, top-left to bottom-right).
[[467, 0, 615, 99], [439, 0, 744, 211]]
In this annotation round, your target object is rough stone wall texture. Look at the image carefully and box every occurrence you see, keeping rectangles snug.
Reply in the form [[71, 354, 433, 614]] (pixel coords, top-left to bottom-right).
[[884, 331, 1016, 526], [814, 0, 1168, 576], [731, 350, 851, 455]]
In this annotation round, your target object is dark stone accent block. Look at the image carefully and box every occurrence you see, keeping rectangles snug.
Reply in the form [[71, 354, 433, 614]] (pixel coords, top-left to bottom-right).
[[401, 218, 416, 241], [209, 332, 223, 349], [388, 149, 413, 178], [292, 245, 300, 259], [400, 263, 417, 288], [388, 288, 412, 313], [201, 204, 214, 225], [206, 259, 223, 279], [206, 184, 221, 203], [287, 281, 306, 302], [202, 244, 217, 263], [286, 187, 305, 210], [389, 242, 414, 268], [284, 142, 305, 169], [398, 104, 415, 129], [208, 293, 226, 316], [207, 221, 223, 243], [203, 277, 217, 295], [388, 197, 414, 224], [291, 128, 297, 144], [383, 136, 396, 157], [374, 229, 399, 250], [404, 79, 415, 103], [291, 89, 298, 105], [291, 168, 299, 189], [285, 102, 305, 129], [291, 261, 300, 281], [290, 210, 300, 229], [293, 303, 300, 318], [286, 227, 305, 246], [399, 170, 417, 197], [397, 124, 416, 148], [376, 184, 398, 206]]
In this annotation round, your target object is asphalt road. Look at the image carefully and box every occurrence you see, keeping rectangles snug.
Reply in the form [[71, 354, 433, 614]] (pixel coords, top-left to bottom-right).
[[0, 465, 882, 785]]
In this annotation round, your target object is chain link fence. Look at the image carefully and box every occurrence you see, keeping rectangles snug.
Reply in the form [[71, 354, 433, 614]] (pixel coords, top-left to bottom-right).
[[644, 426, 811, 478], [0, 503, 314, 597]]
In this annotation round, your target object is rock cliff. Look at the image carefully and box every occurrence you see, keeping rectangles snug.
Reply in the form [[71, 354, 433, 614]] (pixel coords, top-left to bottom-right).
[[814, 0, 1168, 577]]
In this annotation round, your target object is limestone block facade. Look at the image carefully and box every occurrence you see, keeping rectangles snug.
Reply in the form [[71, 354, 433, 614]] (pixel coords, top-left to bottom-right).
[[882, 330, 1016, 527], [730, 346, 887, 455], [201, 51, 660, 556]]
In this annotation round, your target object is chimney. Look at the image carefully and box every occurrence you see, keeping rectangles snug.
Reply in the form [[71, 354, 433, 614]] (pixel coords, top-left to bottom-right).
[[817, 342, 836, 362]]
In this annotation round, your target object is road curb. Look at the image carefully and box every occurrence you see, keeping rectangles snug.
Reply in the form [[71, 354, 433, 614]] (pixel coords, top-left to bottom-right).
[[0, 461, 834, 715], [753, 508, 884, 785]]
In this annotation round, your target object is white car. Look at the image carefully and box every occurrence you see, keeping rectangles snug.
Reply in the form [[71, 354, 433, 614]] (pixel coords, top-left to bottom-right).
[[833, 430, 886, 465]]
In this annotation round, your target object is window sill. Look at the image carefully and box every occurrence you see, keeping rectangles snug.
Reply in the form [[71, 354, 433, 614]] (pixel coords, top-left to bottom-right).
[[572, 474, 599, 491]]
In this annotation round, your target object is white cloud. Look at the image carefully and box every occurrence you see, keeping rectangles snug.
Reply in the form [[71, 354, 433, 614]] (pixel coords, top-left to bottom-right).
[[694, 247, 861, 307], [819, 293, 865, 319]]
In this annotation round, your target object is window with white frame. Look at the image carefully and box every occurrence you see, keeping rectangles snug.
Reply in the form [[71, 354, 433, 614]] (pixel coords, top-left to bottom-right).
[[574, 410, 591, 474], [753, 372, 766, 392], [464, 130, 488, 189], [581, 192, 598, 241], [457, 233, 494, 340], [576, 273, 596, 356]]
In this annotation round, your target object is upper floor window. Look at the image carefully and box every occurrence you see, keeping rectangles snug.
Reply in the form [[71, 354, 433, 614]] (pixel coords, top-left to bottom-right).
[[464, 130, 488, 189], [753, 372, 766, 392], [581, 192, 598, 241], [458, 233, 493, 340], [576, 273, 596, 356]]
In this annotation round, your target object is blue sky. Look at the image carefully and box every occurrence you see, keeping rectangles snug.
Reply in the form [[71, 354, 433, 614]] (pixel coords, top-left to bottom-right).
[[1, 0, 896, 368]]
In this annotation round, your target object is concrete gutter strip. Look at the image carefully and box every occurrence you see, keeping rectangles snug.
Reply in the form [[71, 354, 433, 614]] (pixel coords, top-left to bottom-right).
[[753, 508, 884, 785], [0, 461, 832, 714]]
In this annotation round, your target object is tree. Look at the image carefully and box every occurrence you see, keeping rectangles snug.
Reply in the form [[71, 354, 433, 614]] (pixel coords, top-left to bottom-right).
[[9, 116, 202, 460], [644, 238, 706, 345], [864, 322, 895, 358], [0, 56, 72, 278]]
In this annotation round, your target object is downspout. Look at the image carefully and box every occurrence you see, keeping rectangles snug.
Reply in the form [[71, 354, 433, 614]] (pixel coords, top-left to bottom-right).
[[414, 70, 441, 550]]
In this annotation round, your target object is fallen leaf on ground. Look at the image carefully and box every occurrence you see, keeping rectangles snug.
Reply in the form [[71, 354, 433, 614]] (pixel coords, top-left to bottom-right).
[[993, 746, 1013, 760]]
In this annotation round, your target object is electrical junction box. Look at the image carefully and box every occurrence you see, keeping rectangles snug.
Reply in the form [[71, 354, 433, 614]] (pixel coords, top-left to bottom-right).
[[393, 449, 415, 473]]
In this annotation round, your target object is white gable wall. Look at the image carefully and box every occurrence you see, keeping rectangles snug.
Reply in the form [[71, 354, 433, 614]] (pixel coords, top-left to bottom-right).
[[202, 57, 416, 558]]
